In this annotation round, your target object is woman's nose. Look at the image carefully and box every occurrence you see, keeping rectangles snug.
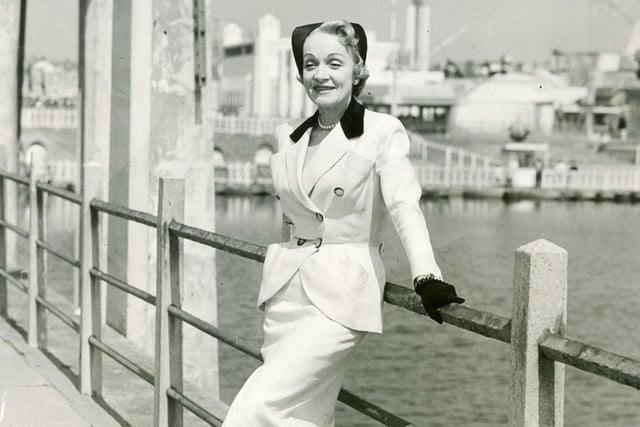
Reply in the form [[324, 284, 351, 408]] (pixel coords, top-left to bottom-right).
[[312, 65, 329, 81]]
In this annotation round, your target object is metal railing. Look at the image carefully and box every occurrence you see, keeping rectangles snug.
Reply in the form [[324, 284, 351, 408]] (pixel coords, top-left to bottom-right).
[[1, 162, 640, 426]]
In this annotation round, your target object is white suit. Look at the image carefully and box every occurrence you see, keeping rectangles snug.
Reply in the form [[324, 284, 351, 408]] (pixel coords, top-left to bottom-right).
[[223, 99, 441, 426], [258, 99, 441, 333]]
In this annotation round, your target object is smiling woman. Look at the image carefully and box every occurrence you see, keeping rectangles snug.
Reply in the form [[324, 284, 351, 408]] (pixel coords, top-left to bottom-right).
[[222, 19, 464, 427]]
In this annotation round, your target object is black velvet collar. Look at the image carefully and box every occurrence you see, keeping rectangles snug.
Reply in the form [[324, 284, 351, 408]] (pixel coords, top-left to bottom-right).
[[289, 97, 365, 143]]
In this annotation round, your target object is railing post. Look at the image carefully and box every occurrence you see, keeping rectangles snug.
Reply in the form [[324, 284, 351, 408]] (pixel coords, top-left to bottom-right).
[[154, 177, 185, 427], [0, 176, 6, 317], [444, 147, 452, 189], [28, 151, 48, 348], [508, 239, 568, 427], [80, 162, 102, 395]]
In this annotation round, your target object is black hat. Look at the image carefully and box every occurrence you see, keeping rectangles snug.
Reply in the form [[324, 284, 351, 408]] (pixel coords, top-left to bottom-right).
[[291, 21, 368, 76]]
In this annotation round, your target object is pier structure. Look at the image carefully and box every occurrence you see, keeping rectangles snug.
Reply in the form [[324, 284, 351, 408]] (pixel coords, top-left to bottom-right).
[[1, 154, 640, 425]]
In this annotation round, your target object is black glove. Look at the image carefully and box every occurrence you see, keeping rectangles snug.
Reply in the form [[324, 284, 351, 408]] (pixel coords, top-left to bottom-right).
[[414, 275, 465, 324]]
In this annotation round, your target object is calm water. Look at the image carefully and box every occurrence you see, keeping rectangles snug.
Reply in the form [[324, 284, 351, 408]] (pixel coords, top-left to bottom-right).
[[215, 196, 640, 427], [14, 195, 640, 426]]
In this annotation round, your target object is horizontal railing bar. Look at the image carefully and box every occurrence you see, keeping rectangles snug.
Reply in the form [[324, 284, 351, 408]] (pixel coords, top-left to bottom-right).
[[0, 219, 29, 239], [36, 295, 80, 333], [169, 221, 266, 262], [540, 334, 640, 390], [168, 305, 414, 426], [383, 282, 512, 343], [167, 387, 224, 427], [88, 336, 155, 386], [0, 170, 29, 186], [90, 268, 156, 306], [168, 222, 511, 342], [337, 389, 415, 427], [0, 268, 28, 294], [36, 239, 81, 268], [168, 305, 260, 358], [37, 182, 82, 204], [90, 199, 157, 227]]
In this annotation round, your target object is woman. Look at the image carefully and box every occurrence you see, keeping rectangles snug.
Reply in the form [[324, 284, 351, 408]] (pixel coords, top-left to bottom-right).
[[223, 20, 464, 426]]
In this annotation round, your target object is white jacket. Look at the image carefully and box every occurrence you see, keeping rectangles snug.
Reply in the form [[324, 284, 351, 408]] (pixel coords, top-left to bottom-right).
[[258, 99, 441, 333]]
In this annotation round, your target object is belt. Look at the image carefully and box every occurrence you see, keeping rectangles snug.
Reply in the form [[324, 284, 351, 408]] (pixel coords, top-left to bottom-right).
[[296, 237, 323, 248]]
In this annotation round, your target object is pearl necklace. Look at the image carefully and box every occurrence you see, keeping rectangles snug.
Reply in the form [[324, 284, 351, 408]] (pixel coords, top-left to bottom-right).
[[317, 116, 338, 130]]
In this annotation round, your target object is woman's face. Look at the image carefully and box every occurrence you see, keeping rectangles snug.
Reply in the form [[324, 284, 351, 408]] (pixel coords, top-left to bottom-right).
[[301, 31, 356, 110]]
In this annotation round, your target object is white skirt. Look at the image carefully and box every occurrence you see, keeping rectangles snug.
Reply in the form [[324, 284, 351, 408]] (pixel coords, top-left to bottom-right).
[[222, 272, 367, 427]]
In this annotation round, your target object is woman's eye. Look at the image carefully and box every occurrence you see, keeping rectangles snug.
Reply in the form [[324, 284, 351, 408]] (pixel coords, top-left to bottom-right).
[[329, 61, 342, 68]]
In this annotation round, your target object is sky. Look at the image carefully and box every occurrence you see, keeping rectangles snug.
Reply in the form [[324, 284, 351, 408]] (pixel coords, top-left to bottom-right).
[[25, 0, 640, 64]]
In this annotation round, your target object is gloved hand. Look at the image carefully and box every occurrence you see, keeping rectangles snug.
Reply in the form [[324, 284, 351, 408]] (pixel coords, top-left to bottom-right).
[[414, 275, 465, 324]]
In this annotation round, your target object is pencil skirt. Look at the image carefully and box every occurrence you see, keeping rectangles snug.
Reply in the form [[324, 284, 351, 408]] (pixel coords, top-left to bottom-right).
[[222, 272, 367, 427]]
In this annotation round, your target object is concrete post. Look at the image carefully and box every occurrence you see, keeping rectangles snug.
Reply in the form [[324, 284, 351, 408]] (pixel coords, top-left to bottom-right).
[[154, 177, 185, 427], [508, 239, 568, 427], [80, 162, 102, 395], [27, 151, 47, 348]]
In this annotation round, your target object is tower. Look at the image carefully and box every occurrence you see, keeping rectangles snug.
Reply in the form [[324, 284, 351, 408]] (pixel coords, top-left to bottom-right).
[[404, 0, 431, 70]]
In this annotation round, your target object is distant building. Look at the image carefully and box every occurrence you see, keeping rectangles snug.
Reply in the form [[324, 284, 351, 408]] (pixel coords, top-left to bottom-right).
[[450, 70, 588, 135], [22, 58, 78, 107]]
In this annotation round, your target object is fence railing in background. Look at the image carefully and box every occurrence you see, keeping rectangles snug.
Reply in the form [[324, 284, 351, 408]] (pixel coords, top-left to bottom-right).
[[542, 167, 640, 192], [2, 165, 640, 426], [408, 131, 501, 168], [21, 107, 79, 129], [414, 165, 506, 189], [212, 114, 285, 136]]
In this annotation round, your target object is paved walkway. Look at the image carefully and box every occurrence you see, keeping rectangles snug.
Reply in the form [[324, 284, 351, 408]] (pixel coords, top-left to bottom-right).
[[0, 318, 118, 427]]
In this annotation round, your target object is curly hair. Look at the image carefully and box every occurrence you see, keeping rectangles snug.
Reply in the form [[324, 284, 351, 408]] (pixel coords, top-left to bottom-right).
[[313, 20, 370, 97]]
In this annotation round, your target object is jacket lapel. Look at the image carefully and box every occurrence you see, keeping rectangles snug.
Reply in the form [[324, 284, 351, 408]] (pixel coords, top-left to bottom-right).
[[285, 128, 320, 212]]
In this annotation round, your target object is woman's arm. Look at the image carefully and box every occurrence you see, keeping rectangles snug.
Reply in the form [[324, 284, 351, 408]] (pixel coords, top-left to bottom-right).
[[375, 117, 442, 280]]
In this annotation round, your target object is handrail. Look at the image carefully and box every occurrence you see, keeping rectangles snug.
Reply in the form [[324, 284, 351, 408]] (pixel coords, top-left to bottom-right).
[[37, 239, 80, 268], [166, 388, 223, 426], [89, 336, 155, 386], [90, 268, 156, 305], [37, 182, 82, 205], [169, 221, 266, 262], [36, 295, 80, 333], [0, 269, 28, 294], [0, 170, 29, 186], [383, 282, 512, 342], [0, 219, 29, 239], [540, 335, 640, 390], [91, 199, 158, 227]]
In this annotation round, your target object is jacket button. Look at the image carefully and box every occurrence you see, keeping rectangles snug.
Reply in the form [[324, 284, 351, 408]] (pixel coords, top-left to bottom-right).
[[297, 238, 306, 246], [334, 187, 344, 196], [314, 238, 323, 248], [315, 213, 324, 222]]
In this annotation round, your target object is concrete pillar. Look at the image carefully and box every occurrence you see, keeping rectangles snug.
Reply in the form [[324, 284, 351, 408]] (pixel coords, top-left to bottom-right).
[[0, 0, 23, 270], [114, 0, 219, 395], [79, 0, 112, 322], [509, 239, 567, 426], [106, 0, 133, 333]]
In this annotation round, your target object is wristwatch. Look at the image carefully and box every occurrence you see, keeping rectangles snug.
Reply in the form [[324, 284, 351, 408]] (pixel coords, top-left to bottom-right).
[[413, 273, 442, 289]]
